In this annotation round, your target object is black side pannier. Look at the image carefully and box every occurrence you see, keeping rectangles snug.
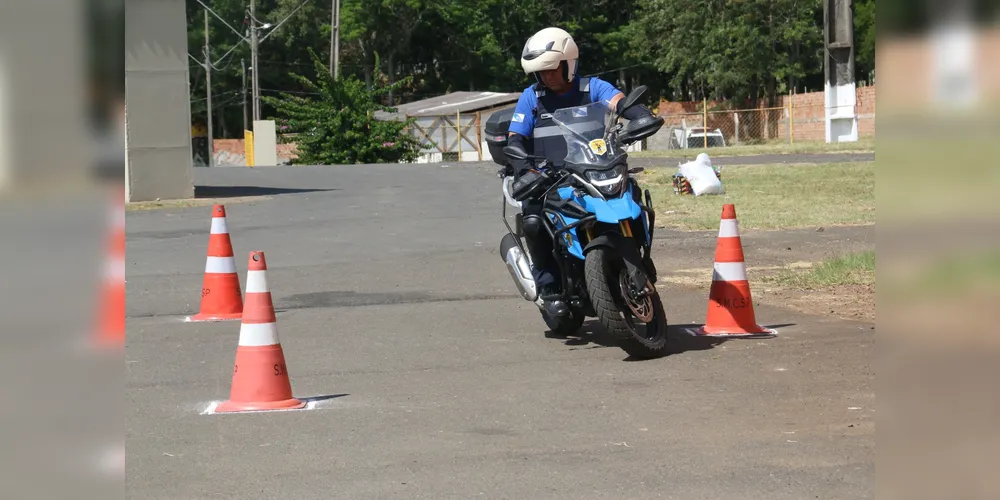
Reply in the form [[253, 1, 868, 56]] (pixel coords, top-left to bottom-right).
[[485, 107, 515, 166]]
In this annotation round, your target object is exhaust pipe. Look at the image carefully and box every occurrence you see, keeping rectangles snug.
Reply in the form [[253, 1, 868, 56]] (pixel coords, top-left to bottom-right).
[[500, 233, 537, 301]]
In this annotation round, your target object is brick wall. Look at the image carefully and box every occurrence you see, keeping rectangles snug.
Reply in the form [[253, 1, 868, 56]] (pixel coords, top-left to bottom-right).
[[656, 85, 876, 143], [878, 28, 1000, 112], [213, 139, 300, 160]]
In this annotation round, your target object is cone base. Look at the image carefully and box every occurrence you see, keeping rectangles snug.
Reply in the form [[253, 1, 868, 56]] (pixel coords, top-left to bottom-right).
[[215, 398, 306, 413], [187, 312, 243, 322], [697, 325, 777, 337]]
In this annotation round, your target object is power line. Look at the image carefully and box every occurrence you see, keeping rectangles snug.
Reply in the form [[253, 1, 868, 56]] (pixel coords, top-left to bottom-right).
[[190, 0, 248, 42]]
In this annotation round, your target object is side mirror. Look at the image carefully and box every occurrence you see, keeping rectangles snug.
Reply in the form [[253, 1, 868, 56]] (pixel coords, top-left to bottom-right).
[[617, 85, 649, 118]]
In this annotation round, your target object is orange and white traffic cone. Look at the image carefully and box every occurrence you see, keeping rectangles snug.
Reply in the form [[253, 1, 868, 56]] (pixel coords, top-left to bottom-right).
[[698, 204, 777, 338], [187, 205, 243, 322], [95, 186, 125, 348], [216, 251, 305, 413]]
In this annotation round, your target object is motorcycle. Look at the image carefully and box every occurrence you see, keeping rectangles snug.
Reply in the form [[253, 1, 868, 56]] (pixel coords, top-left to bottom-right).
[[490, 85, 670, 359]]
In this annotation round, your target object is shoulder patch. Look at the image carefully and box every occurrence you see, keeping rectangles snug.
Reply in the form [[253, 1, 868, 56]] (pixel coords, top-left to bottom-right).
[[512, 113, 525, 123]]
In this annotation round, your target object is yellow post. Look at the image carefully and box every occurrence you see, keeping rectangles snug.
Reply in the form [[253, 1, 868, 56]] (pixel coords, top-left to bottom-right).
[[703, 97, 708, 149], [244, 130, 255, 167], [789, 89, 795, 145]]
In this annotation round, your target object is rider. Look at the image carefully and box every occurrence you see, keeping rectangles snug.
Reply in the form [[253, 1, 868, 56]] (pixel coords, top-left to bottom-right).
[[507, 26, 657, 317]]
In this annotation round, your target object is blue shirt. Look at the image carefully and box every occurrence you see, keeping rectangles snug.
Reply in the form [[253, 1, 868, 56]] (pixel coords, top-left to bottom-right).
[[508, 76, 622, 137]]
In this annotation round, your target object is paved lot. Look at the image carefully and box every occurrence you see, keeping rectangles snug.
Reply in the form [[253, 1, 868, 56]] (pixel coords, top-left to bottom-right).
[[126, 162, 874, 499]]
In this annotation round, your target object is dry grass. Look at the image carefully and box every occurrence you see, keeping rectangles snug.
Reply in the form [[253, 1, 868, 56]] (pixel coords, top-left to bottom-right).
[[638, 162, 875, 230], [766, 250, 876, 288]]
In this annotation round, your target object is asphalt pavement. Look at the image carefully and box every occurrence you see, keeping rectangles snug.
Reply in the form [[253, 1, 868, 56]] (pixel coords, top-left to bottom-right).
[[126, 162, 874, 499]]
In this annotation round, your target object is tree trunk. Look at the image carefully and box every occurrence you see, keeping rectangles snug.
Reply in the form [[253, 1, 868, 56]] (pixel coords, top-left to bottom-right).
[[360, 40, 372, 89], [388, 53, 396, 106]]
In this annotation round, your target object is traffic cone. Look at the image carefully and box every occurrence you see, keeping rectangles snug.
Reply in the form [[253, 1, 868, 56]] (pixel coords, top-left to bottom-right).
[[187, 205, 243, 322], [216, 251, 305, 413], [95, 187, 125, 348], [697, 204, 776, 337]]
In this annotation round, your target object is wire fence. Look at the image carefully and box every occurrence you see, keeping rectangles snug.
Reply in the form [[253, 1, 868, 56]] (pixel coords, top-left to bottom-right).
[[650, 85, 876, 150], [653, 102, 831, 149]]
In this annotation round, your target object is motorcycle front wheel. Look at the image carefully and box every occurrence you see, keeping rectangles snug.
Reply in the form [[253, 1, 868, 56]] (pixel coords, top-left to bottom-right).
[[584, 247, 669, 359], [540, 307, 586, 337]]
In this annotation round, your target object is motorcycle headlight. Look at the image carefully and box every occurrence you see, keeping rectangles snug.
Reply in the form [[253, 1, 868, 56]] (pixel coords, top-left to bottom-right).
[[586, 165, 627, 196]]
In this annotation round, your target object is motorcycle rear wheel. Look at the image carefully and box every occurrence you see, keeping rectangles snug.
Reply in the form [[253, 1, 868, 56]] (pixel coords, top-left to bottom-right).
[[584, 247, 669, 359]]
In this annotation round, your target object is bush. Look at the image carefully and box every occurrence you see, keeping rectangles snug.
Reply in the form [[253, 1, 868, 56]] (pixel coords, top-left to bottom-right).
[[261, 49, 422, 165]]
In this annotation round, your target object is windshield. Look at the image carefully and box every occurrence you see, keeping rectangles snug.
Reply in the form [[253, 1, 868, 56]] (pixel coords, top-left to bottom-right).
[[549, 100, 619, 167]]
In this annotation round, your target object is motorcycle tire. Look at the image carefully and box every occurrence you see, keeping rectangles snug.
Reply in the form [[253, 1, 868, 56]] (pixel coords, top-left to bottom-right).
[[584, 247, 669, 359]]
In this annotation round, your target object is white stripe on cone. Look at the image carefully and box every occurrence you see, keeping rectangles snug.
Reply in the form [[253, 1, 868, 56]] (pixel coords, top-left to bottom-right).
[[238, 322, 280, 347], [713, 261, 748, 282], [245, 270, 268, 294], [210, 217, 229, 235], [718, 219, 740, 238], [204, 256, 237, 274], [107, 259, 126, 280]]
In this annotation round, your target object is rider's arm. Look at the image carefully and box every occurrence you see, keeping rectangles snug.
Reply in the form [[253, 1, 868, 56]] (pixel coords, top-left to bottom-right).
[[592, 77, 655, 120], [507, 132, 532, 175], [506, 90, 538, 175]]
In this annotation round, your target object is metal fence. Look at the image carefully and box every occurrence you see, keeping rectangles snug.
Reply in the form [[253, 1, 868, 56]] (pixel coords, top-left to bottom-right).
[[654, 100, 829, 150], [650, 85, 876, 150]]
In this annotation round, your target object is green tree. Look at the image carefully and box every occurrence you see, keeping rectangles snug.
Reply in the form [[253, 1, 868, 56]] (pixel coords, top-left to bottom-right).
[[853, 0, 876, 80], [628, 0, 823, 104], [261, 49, 423, 164]]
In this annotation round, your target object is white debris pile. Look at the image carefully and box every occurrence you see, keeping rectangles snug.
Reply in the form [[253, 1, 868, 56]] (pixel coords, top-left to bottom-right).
[[673, 153, 724, 196]]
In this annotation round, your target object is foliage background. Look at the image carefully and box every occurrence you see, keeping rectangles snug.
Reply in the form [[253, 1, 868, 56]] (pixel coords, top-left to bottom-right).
[[186, 0, 878, 141]]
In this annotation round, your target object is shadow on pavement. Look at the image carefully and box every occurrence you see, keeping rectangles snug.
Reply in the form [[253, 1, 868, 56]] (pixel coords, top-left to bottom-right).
[[545, 321, 753, 359], [194, 185, 340, 198], [297, 394, 350, 404], [545, 319, 620, 350], [546, 320, 796, 361]]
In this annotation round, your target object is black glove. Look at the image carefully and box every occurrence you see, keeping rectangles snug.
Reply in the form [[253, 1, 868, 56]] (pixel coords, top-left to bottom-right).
[[620, 102, 654, 121], [510, 169, 549, 201], [507, 133, 533, 175]]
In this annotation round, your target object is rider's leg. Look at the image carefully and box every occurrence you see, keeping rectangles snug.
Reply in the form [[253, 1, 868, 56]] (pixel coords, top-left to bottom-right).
[[521, 201, 568, 316]]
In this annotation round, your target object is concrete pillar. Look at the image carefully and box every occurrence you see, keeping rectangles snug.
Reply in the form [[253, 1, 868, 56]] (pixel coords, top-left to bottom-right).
[[823, 0, 859, 143], [124, 0, 194, 202], [252, 120, 278, 166]]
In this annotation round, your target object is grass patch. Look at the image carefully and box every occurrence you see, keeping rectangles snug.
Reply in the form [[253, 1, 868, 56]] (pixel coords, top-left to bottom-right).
[[638, 161, 874, 230], [638, 137, 876, 159], [632, 137, 875, 159], [768, 250, 875, 288]]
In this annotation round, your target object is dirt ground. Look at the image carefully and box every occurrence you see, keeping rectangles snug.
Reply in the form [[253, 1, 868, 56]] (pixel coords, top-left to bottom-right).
[[651, 224, 875, 322]]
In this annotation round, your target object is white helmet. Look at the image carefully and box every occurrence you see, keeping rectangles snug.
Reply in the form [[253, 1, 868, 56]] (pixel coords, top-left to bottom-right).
[[520, 27, 579, 84]]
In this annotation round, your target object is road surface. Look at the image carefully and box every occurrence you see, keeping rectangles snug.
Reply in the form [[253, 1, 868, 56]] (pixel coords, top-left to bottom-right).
[[126, 162, 874, 499]]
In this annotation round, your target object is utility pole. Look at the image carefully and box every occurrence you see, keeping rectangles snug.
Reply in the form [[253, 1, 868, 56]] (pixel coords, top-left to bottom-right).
[[204, 10, 214, 166], [242, 58, 248, 131], [250, 0, 261, 122], [329, 0, 340, 79], [823, 0, 858, 143]]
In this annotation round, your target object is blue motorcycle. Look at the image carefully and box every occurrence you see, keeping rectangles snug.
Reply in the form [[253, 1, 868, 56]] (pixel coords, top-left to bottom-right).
[[488, 85, 669, 359]]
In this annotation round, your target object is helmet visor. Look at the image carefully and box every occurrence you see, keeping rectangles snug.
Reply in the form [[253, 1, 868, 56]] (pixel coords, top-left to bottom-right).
[[522, 41, 556, 61]]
